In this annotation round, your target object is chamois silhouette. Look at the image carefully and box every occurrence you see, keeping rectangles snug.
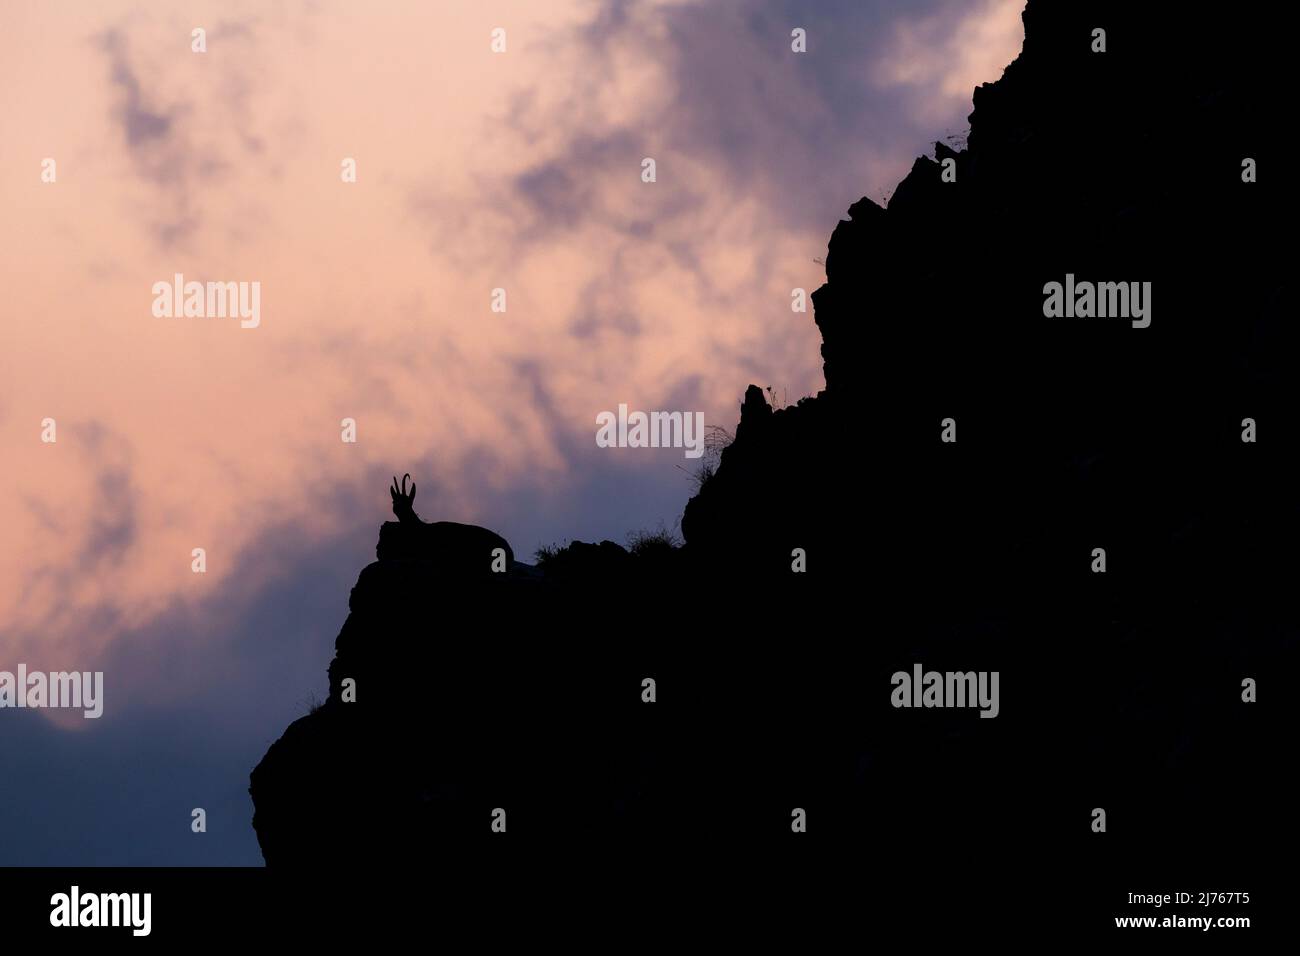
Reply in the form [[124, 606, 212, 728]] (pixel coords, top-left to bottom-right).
[[389, 473, 421, 524], [382, 473, 514, 569]]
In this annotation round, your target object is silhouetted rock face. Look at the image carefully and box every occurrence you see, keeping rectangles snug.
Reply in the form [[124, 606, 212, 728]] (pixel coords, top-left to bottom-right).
[[250, 525, 682, 866], [682, 0, 1293, 588], [376, 519, 513, 567], [253, 0, 1293, 872], [251, 524, 518, 865]]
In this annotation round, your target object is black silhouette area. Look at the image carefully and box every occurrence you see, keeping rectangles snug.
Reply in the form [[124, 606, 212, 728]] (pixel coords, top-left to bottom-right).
[[250, 0, 1294, 915], [381, 473, 514, 569]]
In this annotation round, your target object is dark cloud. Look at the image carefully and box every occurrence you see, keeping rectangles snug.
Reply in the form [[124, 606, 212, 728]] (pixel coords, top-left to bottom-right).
[[568, 272, 644, 340], [96, 30, 177, 167], [92, 19, 265, 248], [515, 163, 583, 227], [93, 27, 197, 245], [17, 420, 138, 618], [515, 0, 1019, 237], [78, 422, 138, 571], [109, 59, 172, 144]]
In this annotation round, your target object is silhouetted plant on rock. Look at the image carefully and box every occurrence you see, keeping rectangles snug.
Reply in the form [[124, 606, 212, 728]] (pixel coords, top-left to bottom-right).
[[533, 541, 567, 567], [626, 523, 680, 556], [677, 424, 733, 493]]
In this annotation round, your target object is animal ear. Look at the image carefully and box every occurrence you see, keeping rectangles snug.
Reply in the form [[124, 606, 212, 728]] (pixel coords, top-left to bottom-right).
[[408, 481, 416, 503], [390, 476, 399, 500]]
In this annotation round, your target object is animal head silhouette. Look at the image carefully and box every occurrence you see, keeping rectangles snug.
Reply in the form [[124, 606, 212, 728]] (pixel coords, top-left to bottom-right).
[[390, 473, 418, 524]]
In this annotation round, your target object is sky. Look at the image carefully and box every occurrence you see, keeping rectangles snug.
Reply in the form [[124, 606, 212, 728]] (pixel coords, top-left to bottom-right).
[[0, 0, 1025, 864]]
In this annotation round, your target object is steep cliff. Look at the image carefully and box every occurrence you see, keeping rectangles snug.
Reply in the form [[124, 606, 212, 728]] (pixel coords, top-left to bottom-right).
[[252, 0, 1293, 873]]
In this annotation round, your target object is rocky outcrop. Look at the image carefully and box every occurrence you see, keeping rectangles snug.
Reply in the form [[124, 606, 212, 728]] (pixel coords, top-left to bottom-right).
[[252, 0, 1292, 869], [249, 525, 684, 865]]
